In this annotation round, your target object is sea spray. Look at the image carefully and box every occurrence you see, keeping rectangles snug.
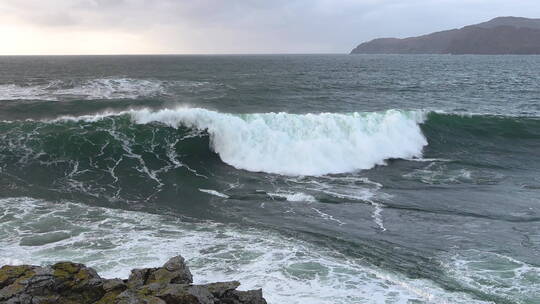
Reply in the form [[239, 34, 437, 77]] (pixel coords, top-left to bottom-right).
[[130, 107, 428, 175]]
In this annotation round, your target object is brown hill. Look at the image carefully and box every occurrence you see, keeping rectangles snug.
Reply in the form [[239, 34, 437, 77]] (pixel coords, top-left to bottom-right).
[[351, 17, 540, 54]]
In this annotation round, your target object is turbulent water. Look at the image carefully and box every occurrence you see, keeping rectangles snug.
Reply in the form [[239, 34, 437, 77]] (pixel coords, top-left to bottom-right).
[[0, 55, 539, 304]]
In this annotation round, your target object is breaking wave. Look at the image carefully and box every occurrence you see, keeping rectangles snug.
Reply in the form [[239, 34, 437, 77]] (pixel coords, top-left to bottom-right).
[[128, 108, 428, 175], [1, 107, 538, 205]]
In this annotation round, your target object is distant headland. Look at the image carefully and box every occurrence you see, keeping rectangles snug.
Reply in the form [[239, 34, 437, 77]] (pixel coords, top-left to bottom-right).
[[351, 17, 540, 54]]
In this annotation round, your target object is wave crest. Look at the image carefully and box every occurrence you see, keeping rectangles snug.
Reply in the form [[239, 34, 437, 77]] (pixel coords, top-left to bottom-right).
[[129, 108, 428, 175]]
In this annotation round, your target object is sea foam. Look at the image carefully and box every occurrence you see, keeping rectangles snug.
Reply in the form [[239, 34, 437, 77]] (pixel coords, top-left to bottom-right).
[[130, 107, 428, 176], [0, 197, 492, 304], [0, 78, 166, 101]]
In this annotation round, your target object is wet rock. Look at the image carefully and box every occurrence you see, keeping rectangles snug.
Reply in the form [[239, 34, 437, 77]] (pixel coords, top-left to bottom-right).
[[219, 289, 267, 304], [0, 262, 105, 304], [202, 281, 241, 298], [127, 268, 153, 289], [227, 289, 267, 304], [0, 256, 267, 304], [162, 256, 193, 284], [127, 255, 193, 289], [103, 278, 127, 292], [156, 284, 214, 304], [115, 289, 166, 304]]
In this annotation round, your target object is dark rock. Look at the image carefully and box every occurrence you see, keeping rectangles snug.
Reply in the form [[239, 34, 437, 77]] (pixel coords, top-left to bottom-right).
[[222, 289, 267, 304], [156, 284, 215, 304], [0, 256, 267, 304], [0, 262, 105, 304], [162, 256, 192, 284], [103, 279, 127, 292], [115, 289, 166, 304], [127, 256, 193, 289], [127, 268, 152, 289], [202, 281, 241, 298], [0, 265, 37, 289]]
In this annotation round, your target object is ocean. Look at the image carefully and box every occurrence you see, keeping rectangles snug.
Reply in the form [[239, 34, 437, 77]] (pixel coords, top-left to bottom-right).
[[0, 54, 538, 304]]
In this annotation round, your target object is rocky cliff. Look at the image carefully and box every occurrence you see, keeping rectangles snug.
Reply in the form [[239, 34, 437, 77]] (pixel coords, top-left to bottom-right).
[[351, 17, 540, 54], [0, 256, 267, 304]]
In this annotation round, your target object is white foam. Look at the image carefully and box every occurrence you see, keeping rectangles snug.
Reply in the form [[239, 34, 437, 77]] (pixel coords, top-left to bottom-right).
[[127, 107, 428, 176], [0, 84, 56, 100], [55, 78, 165, 99], [441, 250, 540, 303], [0, 197, 491, 304], [369, 201, 386, 231], [311, 207, 346, 225], [0, 78, 167, 101], [199, 188, 229, 198], [284, 175, 386, 230], [402, 162, 502, 185], [268, 191, 317, 202], [405, 158, 452, 162]]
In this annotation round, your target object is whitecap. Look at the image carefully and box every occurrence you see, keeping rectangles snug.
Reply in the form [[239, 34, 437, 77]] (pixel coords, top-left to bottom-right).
[[268, 191, 317, 202], [199, 188, 229, 198], [129, 107, 428, 176]]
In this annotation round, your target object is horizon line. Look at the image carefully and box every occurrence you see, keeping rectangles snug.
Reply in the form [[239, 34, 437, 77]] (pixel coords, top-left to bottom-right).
[[0, 52, 348, 57]]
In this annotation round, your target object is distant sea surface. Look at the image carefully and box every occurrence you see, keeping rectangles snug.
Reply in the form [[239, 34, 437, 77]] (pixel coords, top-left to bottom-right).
[[0, 55, 539, 304]]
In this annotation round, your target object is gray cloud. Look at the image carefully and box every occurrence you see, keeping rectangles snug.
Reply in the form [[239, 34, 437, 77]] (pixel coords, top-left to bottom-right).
[[2, 0, 540, 53]]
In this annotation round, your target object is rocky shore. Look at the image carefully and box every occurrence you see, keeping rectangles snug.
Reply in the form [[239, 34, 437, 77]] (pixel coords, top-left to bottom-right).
[[0, 255, 267, 304]]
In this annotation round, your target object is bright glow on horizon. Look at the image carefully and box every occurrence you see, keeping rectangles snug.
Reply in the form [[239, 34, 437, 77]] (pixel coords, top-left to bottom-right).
[[0, 25, 158, 55]]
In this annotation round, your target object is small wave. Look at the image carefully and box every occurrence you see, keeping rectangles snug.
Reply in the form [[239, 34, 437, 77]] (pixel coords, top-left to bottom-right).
[[199, 189, 229, 198], [403, 163, 504, 185], [404, 157, 452, 162], [268, 191, 317, 202], [0, 78, 168, 101], [0, 83, 55, 101]]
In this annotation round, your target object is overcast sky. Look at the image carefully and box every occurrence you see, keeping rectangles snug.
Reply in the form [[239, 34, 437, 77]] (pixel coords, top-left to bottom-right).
[[1, 0, 539, 55]]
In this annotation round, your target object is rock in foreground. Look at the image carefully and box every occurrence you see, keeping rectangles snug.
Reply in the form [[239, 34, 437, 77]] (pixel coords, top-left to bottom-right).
[[0, 255, 267, 304]]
